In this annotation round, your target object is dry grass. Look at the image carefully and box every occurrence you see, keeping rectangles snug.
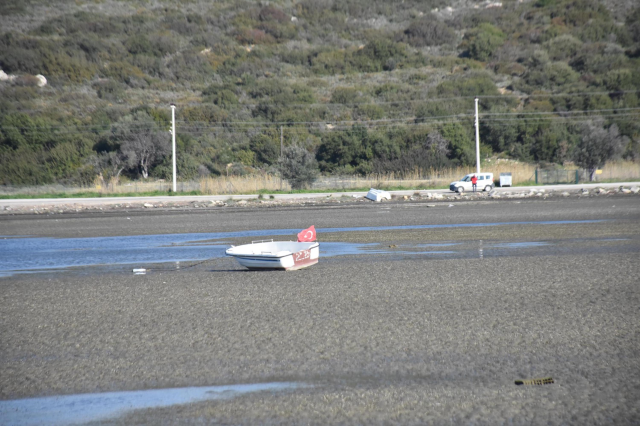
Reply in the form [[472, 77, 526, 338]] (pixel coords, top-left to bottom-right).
[[598, 160, 640, 181], [1, 162, 638, 197], [199, 174, 289, 194]]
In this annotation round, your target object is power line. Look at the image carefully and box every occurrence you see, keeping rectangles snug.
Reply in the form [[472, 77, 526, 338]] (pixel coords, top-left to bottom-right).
[[6, 90, 640, 114], [2, 106, 638, 134]]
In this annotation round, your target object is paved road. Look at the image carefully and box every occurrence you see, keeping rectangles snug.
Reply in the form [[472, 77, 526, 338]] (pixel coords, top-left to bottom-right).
[[1, 182, 638, 208], [1, 197, 639, 424]]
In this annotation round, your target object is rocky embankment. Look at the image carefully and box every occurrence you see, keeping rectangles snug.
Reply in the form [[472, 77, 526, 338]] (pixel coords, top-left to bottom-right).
[[1, 185, 638, 215]]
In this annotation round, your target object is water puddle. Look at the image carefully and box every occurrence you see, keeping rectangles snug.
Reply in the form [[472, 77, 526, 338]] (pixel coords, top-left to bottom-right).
[[0, 382, 305, 426], [0, 220, 611, 276], [321, 242, 457, 256], [491, 242, 551, 249]]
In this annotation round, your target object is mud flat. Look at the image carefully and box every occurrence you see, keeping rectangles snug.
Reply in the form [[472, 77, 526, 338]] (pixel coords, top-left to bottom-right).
[[1, 197, 639, 424]]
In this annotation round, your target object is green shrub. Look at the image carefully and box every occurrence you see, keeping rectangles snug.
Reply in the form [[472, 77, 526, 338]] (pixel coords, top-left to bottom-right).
[[278, 145, 319, 189], [460, 23, 506, 61], [627, 6, 640, 43], [441, 122, 475, 166], [354, 104, 385, 120], [400, 16, 456, 47], [544, 34, 582, 60], [94, 80, 125, 101], [125, 35, 154, 56], [352, 38, 408, 72], [181, 105, 228, 124], [330, 87, 360, 104], [569, 46, 627, 74], [250, 133, 280, 165], [316, 125, 372, 174]]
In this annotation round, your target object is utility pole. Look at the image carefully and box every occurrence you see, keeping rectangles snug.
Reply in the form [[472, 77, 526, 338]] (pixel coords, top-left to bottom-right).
[[170, 103, 177, 193], [280, 126, 283, 191], [474, 97, 480, 175]]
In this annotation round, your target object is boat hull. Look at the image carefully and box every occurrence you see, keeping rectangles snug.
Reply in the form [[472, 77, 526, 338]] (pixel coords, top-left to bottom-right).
[[226, 241, 319, 270]]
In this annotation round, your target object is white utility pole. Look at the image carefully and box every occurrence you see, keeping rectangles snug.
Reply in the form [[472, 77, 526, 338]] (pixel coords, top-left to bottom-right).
[[170, 103, 177, 193], [474, 97, 480, 175]]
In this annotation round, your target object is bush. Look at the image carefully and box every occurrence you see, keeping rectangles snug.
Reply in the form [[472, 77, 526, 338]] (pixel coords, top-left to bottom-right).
[[125, 35, 154, 56], [400, 16, 456, 47], [627, 6, 640, 43], [460, 23, 506, 62], [569, 44, 627, 74], [316, 125, 372, 174], [441, 122, 475, 166], [250, 133, 280, 165], [354, 104, 385, 120], [544, 34, 582, 60], [166, 52, 215, 83], [278, 145, 319, 189], [352, 38, 408, 72], [102, 61, 145, 82], [330, 87, 360, 104], [94, 80, 125, 101], [202, 84, 239, 108], [259, 6, 290, 24]]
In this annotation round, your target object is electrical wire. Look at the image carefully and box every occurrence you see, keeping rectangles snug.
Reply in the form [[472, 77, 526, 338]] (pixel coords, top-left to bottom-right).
[[5, 90, 640, 114]]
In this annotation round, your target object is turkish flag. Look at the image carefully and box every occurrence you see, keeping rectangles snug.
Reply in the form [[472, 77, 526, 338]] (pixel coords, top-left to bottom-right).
[[297, 225, 316, 242]]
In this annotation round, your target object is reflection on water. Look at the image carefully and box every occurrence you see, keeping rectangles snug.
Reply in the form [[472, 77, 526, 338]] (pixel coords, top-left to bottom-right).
[[0, 220, 612, 276], [0, 382, 305, 426]]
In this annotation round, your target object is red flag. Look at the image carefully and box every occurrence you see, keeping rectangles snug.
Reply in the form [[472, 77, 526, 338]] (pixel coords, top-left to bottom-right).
[[297, 225, 316, 242]]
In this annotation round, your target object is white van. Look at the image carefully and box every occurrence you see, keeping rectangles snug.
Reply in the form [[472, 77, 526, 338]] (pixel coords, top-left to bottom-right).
[[449, 173, 494, 193]]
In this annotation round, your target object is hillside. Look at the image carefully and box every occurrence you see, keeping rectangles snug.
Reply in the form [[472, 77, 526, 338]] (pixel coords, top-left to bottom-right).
[[1, 0, 639, 186]]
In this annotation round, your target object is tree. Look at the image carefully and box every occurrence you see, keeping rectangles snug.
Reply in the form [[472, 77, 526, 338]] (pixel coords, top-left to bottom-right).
[[441, 122, 475, 166], [111, 111, 170, 179], [573, 119, 627, 181], [277, 145, 319, 190], [316, 125, 372, 174], [90, 151, 135, 189]]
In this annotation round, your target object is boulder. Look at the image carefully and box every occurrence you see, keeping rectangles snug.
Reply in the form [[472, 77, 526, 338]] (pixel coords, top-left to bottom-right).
[[35, 74, 47, 87]]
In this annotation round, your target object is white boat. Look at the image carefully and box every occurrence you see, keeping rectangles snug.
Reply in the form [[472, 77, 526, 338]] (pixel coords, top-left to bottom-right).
[[226, 240, 320, 270]]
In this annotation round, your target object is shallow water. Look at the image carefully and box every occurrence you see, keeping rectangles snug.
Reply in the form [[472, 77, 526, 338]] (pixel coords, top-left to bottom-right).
[[0, 382, 304, 426], [0, 220, 610, 276]]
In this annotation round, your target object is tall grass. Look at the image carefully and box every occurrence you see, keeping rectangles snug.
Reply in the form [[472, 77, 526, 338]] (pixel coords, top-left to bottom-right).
[[199, 174, 287, 194], [598, 161, 640, 181]]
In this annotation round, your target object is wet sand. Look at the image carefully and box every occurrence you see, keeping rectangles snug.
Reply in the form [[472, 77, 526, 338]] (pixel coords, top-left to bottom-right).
[[1, 197, 639, 424]]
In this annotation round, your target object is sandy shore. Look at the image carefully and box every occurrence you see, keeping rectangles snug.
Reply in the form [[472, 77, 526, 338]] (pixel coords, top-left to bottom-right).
[[1, 197, 639, 424]]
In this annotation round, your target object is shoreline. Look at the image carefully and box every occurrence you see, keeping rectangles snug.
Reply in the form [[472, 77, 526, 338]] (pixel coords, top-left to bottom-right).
[[1, 183, 639, 216]]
